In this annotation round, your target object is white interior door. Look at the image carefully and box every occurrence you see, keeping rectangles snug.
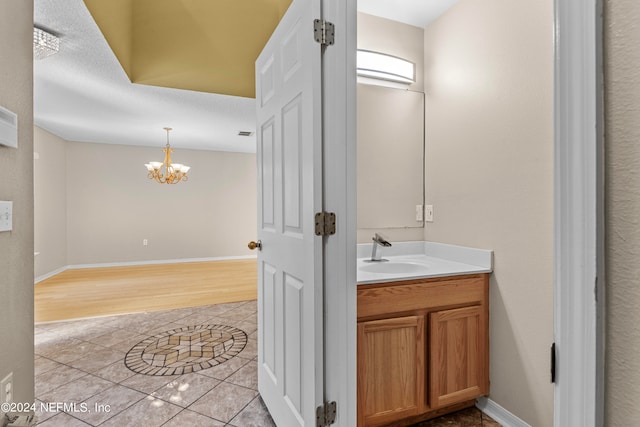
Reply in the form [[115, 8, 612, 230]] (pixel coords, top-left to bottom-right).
[[255, 0, 323, 425]]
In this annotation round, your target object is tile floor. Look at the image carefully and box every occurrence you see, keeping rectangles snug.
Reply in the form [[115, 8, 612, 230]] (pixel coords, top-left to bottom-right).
[[34, 299, 499, 427], [35, 301, 267, 427]]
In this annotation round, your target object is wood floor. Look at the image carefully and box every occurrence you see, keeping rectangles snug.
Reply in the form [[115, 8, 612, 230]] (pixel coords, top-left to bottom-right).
[[34, 259, 257, 323]]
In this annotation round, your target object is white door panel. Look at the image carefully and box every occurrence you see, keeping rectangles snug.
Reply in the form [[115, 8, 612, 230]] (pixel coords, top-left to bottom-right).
[[255, 0, 323, 424]]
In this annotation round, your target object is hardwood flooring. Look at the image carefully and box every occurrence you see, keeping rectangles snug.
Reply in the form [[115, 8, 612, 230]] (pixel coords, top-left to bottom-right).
[[34, 259, 257, 323]]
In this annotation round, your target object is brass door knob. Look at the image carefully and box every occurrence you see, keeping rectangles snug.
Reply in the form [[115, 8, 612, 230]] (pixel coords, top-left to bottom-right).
[[248, 240, 262, 250]]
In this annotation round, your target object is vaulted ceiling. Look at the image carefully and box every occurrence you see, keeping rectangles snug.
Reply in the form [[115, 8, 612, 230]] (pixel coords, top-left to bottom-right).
[[34, 0, 457, 153], [84, 0, 292, 98]]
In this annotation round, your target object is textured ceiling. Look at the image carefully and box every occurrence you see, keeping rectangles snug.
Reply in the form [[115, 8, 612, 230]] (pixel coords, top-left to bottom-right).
[[359, 0, 459, 28], [34, 0, 260, 152], [84, 0, 292, 98], [33, 0, 456, 153]]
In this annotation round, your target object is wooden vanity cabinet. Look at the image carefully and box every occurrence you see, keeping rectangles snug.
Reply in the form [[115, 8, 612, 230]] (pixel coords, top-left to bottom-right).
[[357, 274, 489, 427], [357, 315, 426, 426]]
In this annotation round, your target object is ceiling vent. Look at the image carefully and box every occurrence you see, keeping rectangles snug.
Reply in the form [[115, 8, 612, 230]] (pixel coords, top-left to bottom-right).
[[238, 131, 254, 137]]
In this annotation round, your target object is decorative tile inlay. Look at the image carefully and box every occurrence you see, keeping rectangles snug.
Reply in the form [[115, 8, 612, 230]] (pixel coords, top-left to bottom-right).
[[125, 325, 247, 376]]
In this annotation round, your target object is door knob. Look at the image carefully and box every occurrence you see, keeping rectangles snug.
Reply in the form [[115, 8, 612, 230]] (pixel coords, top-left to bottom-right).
[[248, 240, 262, 250]]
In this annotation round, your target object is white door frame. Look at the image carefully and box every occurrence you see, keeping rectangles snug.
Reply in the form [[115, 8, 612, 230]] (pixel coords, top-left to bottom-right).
[[553, 0, 604, 426], [321, 0, 358, 425], [316, 0, 606, 425]]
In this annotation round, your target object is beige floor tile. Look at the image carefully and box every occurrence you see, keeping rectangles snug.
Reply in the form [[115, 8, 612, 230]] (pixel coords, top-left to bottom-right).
[[39, 374, 114, 404], [171, 312, 224, 326], [119, 373, 175, 394], [221, 309, 254, 322], [36, 413, 91, 427], [74, 384, 147, 425], [134, 322, 188, 337], [236, 321, 257, 335], [34, 399, 57, 424], [93, 360, 136, 383], [237, 338, 257, 360], [35, 338, 83, 359], [196, 355, 250, 381], [228, 396, 276, 427], [189, 382, 257, 423], [120, 317, 183, 335], [35, 331, 69, 348], [226, 361, 258, 390], [34, 300, 274, 426], [35, 357, 64, 377], [195, 305, 237, 317], [99, 396, 182, 427], [35, 365, 88, 398], [107, 334, 149, 353], [41, 341, 108, 365], [68, 347, 125, 373], [88, 328, 144, 348], [150, 373, 219, 408], [162, 409, 226, 427]]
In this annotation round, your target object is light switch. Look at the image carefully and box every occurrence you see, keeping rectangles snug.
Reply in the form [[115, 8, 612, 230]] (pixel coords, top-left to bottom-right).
[[0, 201, 13, 232]]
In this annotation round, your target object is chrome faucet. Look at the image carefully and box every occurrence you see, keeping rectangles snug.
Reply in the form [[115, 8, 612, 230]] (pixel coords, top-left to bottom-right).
[[369, 233, 392, 262]]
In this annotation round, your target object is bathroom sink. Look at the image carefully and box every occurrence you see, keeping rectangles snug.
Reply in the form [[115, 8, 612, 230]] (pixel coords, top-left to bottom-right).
[[359, 261, 429, 274]]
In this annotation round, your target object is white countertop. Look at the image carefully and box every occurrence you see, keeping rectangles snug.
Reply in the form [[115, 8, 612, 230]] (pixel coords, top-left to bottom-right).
[[357, 241, 493, 285]]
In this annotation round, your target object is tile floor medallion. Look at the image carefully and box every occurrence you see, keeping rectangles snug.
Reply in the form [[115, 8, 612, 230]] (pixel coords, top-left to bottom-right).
[[33, 299, 500, 426], [125, 325, 247, 376]]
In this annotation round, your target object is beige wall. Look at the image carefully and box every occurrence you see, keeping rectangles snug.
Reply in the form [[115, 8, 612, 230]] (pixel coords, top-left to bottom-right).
[[358, 12, 425, 92], [423, 1, 553, 425], [58, 141, 256, 265], [357, 12, 425, 243], [604, 0, 640, 424], [34, 127, 68, 278], [0, 0, 34, 406], [33, 132, 257, 274]]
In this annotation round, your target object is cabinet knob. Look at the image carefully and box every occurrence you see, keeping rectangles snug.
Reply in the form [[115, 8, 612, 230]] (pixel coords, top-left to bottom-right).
[[248, 240, 262, 251]]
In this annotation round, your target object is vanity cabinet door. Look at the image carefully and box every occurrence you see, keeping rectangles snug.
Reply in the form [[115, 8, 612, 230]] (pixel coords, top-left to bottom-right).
[[357, 315, 426, 427], [429, 306, 488, 408]]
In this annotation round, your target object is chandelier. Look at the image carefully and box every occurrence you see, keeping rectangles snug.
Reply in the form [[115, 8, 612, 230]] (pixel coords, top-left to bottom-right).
[[144, 127, 191, 184], [34, 26, 60, 60]]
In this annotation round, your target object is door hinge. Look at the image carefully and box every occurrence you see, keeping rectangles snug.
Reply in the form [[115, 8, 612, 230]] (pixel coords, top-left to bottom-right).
[[316, 401, 337, 426], [315, 212, 336, 236], [314, 19, 335, 46], [550, 342, 556, 383]]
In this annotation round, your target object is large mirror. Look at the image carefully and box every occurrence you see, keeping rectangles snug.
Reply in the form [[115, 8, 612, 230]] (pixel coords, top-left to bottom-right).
[[357, 83, 425, 229]]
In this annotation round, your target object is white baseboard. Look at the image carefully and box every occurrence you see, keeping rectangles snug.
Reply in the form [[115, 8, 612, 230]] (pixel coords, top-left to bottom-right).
[[35, 266, 69, 284], [34, 255, 257, 284], [476, 397, 531, 427]]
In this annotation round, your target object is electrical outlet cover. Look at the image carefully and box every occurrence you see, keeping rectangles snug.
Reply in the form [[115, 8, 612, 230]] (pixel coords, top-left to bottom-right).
[[1, 372, 13, 404], [0, 201, 12, 232], [425, 205, 434, 222]]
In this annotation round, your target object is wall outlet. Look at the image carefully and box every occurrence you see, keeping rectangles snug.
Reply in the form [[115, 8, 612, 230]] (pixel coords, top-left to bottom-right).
[[0, 201, 12, 232], [415, 205, 423, 222], [143, 239, 148, 246], [425, 205, 434, 222], [1, 372, 13, 404]]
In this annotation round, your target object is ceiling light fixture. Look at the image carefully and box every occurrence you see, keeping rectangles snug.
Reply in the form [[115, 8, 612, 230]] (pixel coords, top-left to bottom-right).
[[33, 26, 59, 60], [357, 49, 415, 84], [144, 127, 191, 184]]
